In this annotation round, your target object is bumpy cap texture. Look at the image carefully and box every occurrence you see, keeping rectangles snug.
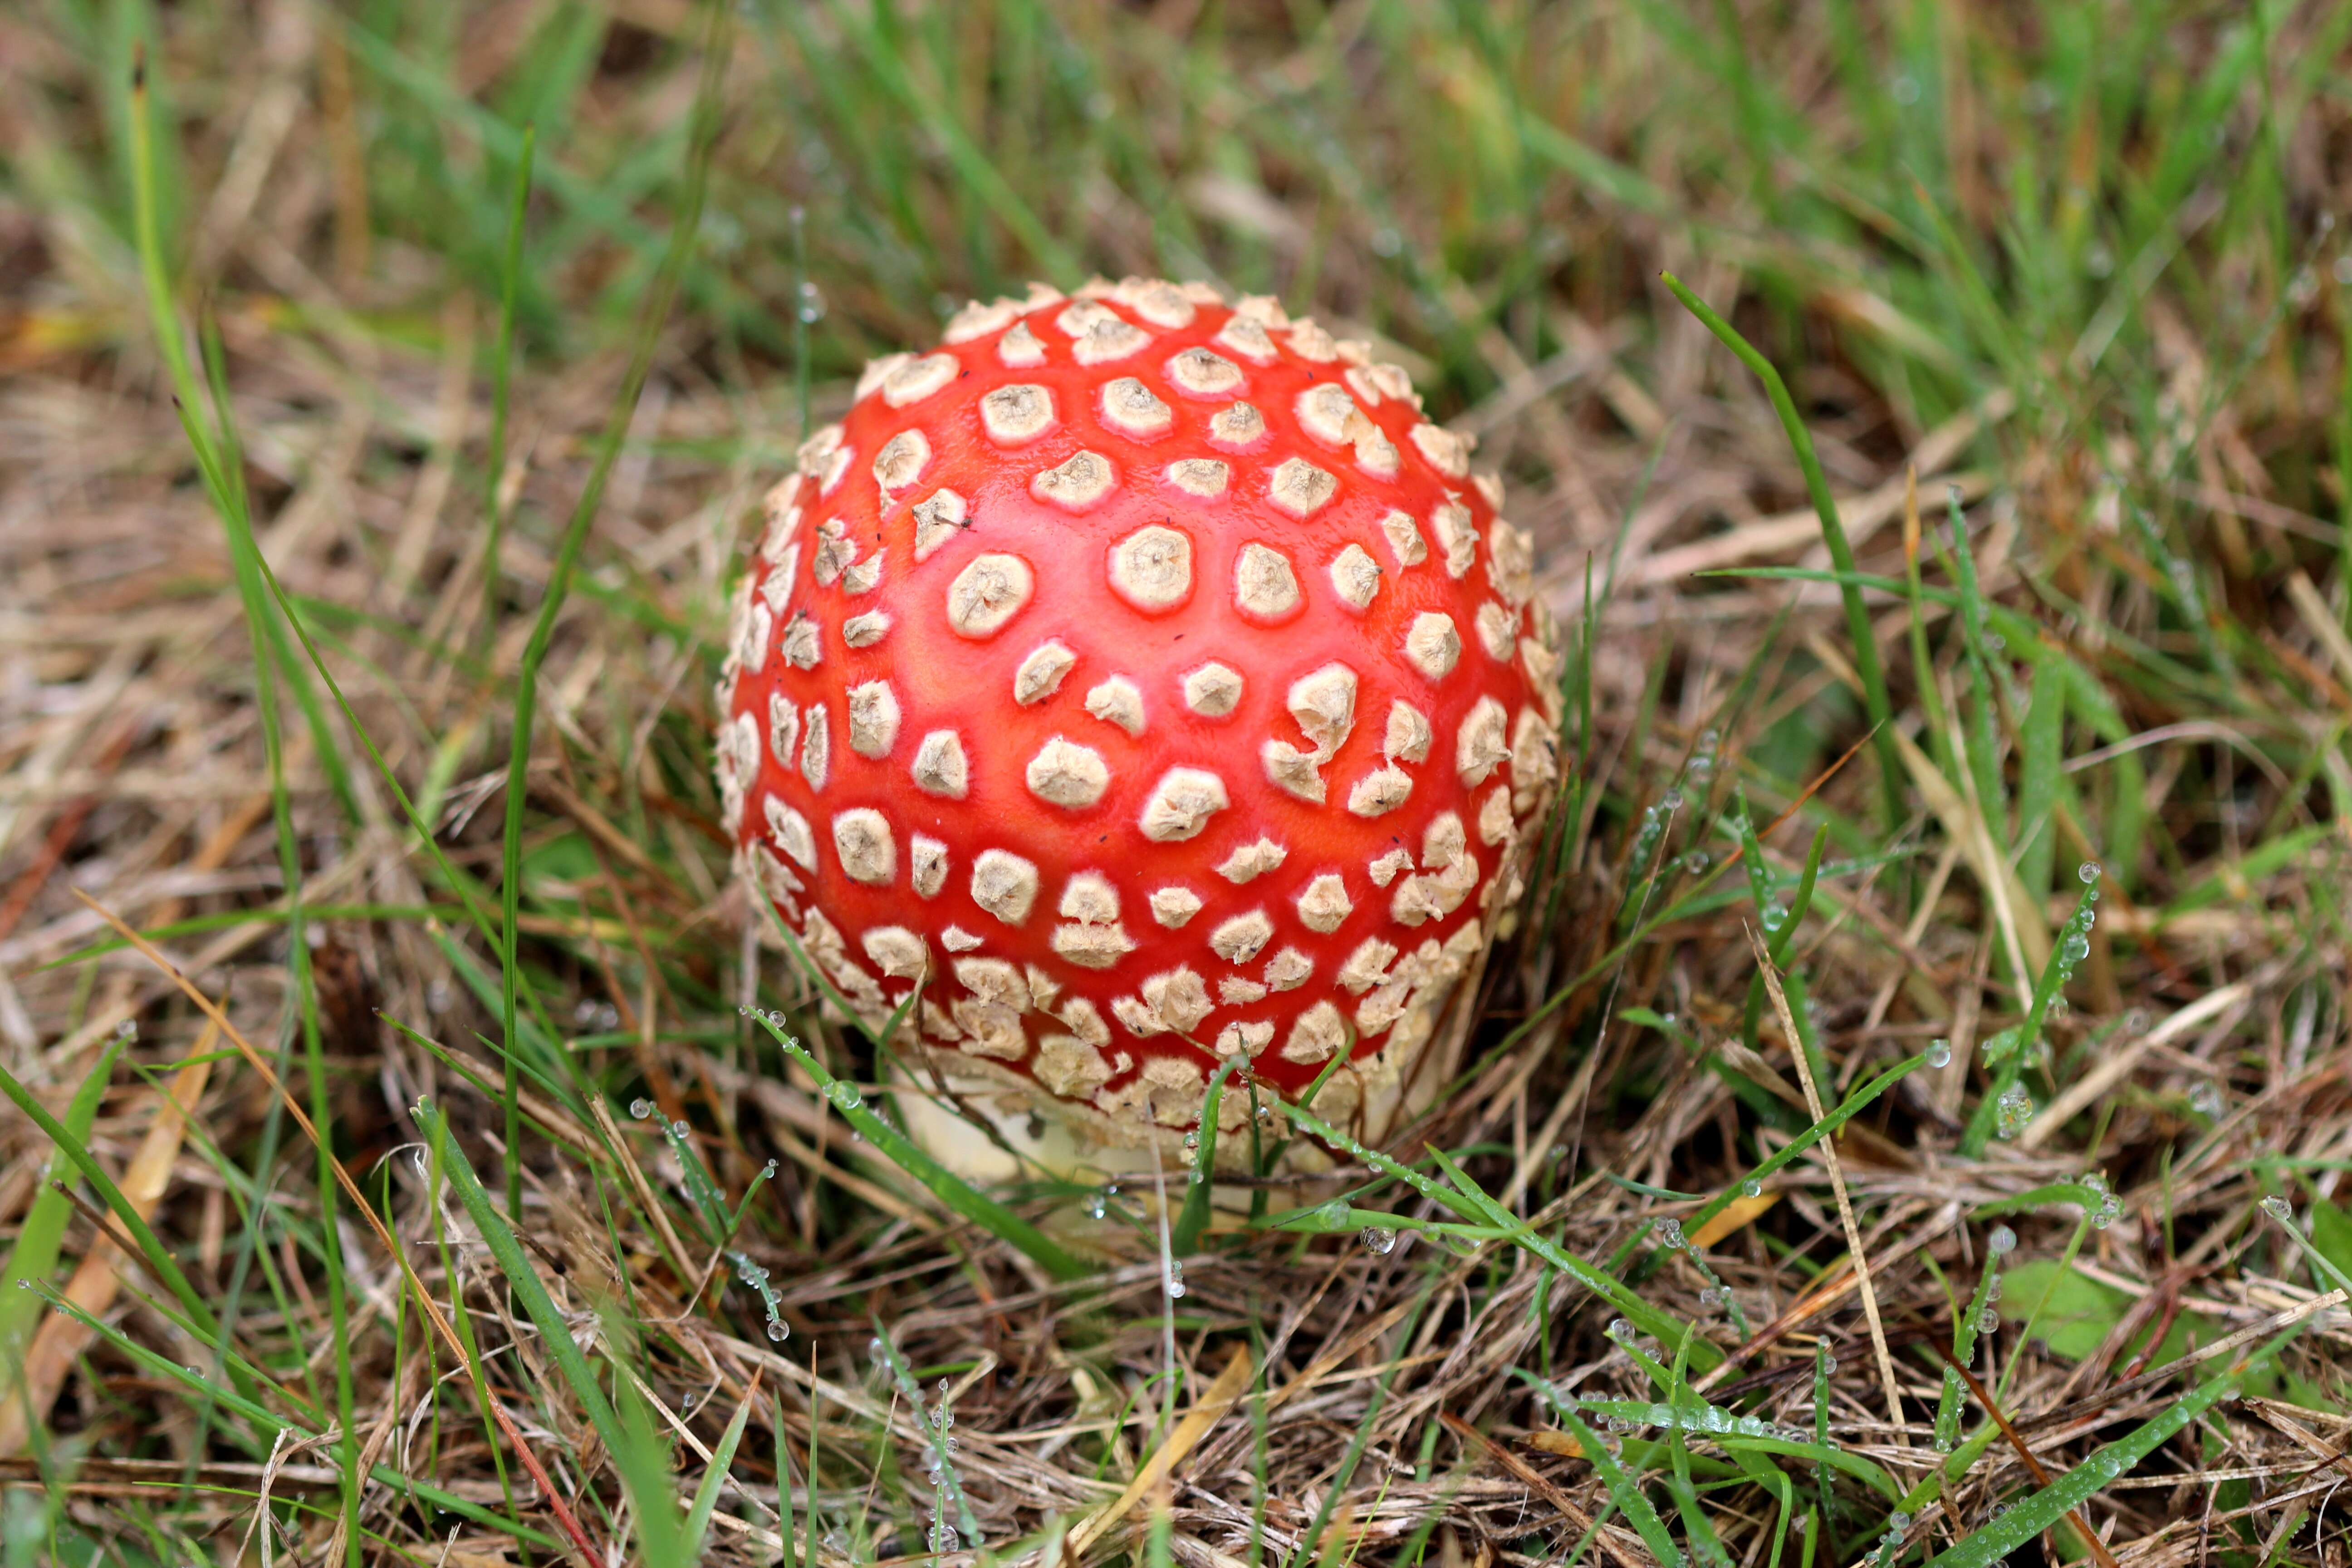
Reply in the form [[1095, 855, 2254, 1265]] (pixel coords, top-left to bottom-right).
[[714, 277, 1563, 1142]]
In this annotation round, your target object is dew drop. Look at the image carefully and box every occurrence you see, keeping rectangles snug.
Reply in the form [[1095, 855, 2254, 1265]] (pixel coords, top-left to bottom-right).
[[1977, 1308, 2000, 1334], [629, 1098, 654, 1120], [2260, 1194, 2295, 1223], [1360, 1225, 1397, 1255], [768, 1321, 789, 1342], [1927, 1038, 1952, 1068], [2078, 860, 2102, 885], [1994, 1084, 2034, 1140], [1741, 1179, 1763, 1198], [1988, 1224, 2017, 1254]]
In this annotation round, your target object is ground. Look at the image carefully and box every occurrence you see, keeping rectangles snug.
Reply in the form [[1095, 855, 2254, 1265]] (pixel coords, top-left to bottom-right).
[[1, 1, 2350, 1565]]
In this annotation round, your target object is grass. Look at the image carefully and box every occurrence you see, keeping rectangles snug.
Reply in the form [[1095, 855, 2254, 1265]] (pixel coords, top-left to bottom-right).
[[3, 0, 2351, 1564]]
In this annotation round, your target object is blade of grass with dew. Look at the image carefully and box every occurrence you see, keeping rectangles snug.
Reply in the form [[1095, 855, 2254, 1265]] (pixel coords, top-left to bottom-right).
[[500, 5, 730, 1220], [1932, 1232, 2009, 1453], [419, 1097, 692, 1558], [871, 1321, 985, 1551], [1960, 874, 2102, 1155], [1660, 269, 1904, 832], [1920, 1326, 2303, 1568], [1653, 1047, 1936, 1263], [1526, 1375, 1686, 1568], [1661, 1323, 1734, 1568], [1411, 1135, 1715, 1365], [752, 1017, 1091, 1281]]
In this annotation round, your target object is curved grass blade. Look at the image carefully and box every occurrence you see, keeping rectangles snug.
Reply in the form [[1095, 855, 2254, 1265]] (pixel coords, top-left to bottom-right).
[[1660, 270, 1903, 831], [752, 1018, 1091, 1282]]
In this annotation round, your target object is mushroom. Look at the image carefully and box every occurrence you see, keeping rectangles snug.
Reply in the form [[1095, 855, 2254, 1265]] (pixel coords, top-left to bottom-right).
[[715, 277, 1563, 1179]]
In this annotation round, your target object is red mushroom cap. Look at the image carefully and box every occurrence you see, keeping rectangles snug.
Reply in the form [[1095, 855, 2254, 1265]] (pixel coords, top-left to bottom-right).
[[715, 278, 1562, 1150]]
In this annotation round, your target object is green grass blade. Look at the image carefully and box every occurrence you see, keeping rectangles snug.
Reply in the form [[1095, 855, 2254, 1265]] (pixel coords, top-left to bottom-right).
[[1663, 1325, 1733, 1568], [614, 1363, 690, 1566], [1960, 878, 2100, 1155], [1170, 1056, 1243, 1256], [683, 1388, 755, 1558], [0, 1032, 125, 1397], [871, 1321, 985, 1550], [478, 122, 535, 663], [0, 1059, 231, 1363], [1920, 1344, 2274, 1568], [1660, 270, 1904, 831], [2015, 660, 2065, 900]]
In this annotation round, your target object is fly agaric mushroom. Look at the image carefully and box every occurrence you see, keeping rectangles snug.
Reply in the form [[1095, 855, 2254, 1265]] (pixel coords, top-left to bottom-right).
[[714, 277, 1562, 1178]]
